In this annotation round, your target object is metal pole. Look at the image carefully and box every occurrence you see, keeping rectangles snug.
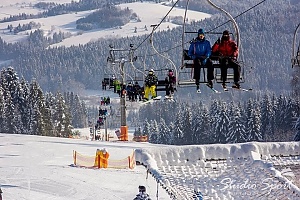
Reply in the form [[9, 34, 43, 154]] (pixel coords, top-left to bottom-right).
[[120, 59, 128, 141], [207, 0, 240, 48], [105, 116, 108, 141], [120, 59, 126, 127]]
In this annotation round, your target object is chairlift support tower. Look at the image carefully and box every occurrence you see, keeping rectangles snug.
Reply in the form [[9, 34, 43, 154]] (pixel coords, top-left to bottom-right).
[[107, 44, 136, 141]]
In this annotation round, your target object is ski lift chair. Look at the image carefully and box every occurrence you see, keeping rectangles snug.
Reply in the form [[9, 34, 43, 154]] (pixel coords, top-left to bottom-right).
[[179, 48, 245, 86], [207, 32, 245, 84], [154, 69, 170, 95], [292, 51, 300, 67], [144, 69, 170, 96], [178, 46, 218, 87], [292, 22, 300, 68]]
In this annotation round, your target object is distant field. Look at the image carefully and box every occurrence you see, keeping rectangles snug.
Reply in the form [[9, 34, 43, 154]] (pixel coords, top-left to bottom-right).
[[0, 1, 211, 47]]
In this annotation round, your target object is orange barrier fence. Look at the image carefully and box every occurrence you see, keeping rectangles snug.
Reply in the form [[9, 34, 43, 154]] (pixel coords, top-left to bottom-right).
[[73, 150, 135, 169], [133, 135, 148, 142]]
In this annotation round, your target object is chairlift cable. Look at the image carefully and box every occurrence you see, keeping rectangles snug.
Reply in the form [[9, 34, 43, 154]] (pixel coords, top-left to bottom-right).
[[206, 0, 240, 48], [207, 0, 268, 33], [181, 0, 190, 69], [133, 0, 180, 51], [137, 0, 268, 58], [149, 25, 178, 88]]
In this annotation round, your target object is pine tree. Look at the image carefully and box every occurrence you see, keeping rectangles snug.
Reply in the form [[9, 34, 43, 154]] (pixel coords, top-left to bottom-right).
[[192, 106, 203, 144], [0, 67, 19, 133], [149, 119, 159, 143], [53, 92, 72, 137], [214, 103, 229, 143], [227, 103, 246, 143], [173, 104, 185, 145], [199, 106, 213, 144], [28, 79, 46, 135], [0, 86, 4, 132], [294, 117, 300, 141], [142, 119, 150, 136], [158, 118, 170, 144], [260, 94, 276, 141], [17, 78, 31, 134], [181, 107, 193, 144], [245, 100, 262, 142]]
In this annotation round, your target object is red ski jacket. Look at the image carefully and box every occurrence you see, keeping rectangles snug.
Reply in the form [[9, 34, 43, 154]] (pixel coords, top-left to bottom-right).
[[212, 39, 238, 58]]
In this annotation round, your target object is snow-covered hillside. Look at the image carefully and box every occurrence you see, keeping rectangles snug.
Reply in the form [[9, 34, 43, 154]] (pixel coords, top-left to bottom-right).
[[0, 1, 211, 47]]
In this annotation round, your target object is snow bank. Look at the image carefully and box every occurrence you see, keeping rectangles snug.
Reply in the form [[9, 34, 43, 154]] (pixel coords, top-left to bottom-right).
[[135, 142, 300, 199], [136, 142, 300, 168]]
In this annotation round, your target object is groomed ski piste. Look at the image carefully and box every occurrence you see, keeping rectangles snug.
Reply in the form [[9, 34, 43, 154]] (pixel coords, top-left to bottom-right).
[[1, 131, 300, 199]]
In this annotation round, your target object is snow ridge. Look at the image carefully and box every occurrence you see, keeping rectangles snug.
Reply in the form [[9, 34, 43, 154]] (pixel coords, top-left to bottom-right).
[[135, 142, 300, 199]]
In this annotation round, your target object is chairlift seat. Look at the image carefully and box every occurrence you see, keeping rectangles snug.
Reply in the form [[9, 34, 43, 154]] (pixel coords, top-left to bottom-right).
[[103, 78, 110, 85], [180, 50, 245, 85], [155, 80, 168, 91]]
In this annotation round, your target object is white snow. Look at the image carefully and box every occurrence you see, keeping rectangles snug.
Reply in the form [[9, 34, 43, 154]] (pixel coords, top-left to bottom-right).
[[0, 133, 171, 200], [0, 1, 211, 46], [1, 132, 300, 200], [135, 142, 300, 199]]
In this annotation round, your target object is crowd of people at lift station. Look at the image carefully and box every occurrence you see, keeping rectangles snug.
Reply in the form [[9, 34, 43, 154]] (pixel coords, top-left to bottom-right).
[[188, 28, 241, 92], [100, 96, 110, 105]]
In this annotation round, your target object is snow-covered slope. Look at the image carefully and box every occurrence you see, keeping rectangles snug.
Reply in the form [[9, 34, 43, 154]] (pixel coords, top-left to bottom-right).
[[0, 1, 211, 46], [1, 133, 299, 200], [0, 133, 170, 200]]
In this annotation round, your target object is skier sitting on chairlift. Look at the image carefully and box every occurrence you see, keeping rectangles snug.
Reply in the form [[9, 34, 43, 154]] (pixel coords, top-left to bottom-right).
[[143, 69, 158, 101], [188, 28, 214, 92], [212, 30, 241, 89], [165, 69, 176, 97]]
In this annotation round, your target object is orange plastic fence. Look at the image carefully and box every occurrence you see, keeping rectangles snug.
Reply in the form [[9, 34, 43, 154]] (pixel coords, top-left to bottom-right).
[[73, 150, 135, 169], [133, 135, 148, 142]]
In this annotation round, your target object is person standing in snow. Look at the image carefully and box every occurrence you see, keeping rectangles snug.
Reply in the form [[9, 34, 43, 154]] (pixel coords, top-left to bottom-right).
[[133, 186, 151, 200], [0, 187, 3, 200]]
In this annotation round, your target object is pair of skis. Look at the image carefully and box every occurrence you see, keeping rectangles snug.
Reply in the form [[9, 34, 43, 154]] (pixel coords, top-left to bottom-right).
[[197, 84, 221, 93], [197, 84, 251, 93], [223, 86, 252, 92], [141, 96, 162, 104]]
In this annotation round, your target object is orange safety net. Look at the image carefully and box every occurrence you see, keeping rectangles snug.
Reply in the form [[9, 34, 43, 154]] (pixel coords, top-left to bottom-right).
[[73, 150, 135, 169]]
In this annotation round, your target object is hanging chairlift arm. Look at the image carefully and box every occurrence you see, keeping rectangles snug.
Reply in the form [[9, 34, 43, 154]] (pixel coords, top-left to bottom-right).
[[292, 22, 300, 68], [149, 24, 178, 88], [206, 0, 240, 48]]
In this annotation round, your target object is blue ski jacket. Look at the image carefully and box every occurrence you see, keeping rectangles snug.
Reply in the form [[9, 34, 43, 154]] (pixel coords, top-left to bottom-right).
[[188, 37, 211, 59]]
